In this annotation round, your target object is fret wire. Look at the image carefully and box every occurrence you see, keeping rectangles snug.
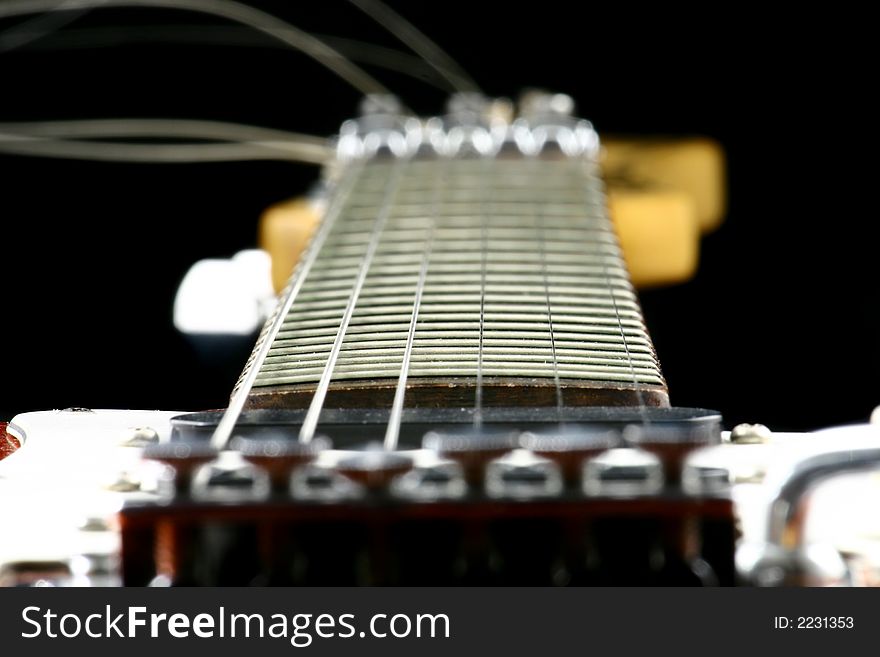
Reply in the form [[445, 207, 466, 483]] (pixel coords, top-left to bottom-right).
[[257, 369, 664, 385], [303, 262, 633, 278], [262, 353, 657, 368], [582, 157, 652, 423], [266, 329, 656, 347], [243, 156, 665, 398], [474, 158, 491, 429], [279, 317, 646, 333], [298, 160, 406, 444], [533, 157, 565, 423], [383, 161, 445, 450], [292, 275, 635, 292], [278, 318, 651, 333], [214, 162, 364, 450], [287, 291, 641, 307], [270, 333, 658, 350], [264, 344, 658, 360]]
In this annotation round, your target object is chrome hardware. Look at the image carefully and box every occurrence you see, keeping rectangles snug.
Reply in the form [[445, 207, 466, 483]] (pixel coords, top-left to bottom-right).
[[516, 90, 598, 157], [423, 428, 520, 484], [737, 542, 850, 587], [520, 428, 618, 485], [518, 90, 576, 120], [485, 449, 563, 499], [429, 92, 501, 157], [681, 463, 731, 496], [334, 449, 413, 490], [104, 471, 142, 493], [728, 423, 771, 444], [119, 426, 159, 447], [234, 435, 329, 493], [391, 457, 467, 501], [191, 456, 270, 502], [142, 441, 219, 496], [583, 448, 664, 496], [738, 425, 880, 586], [336, 93, 420, 160], [290, 464, 364, 502], [336, 91, 598, 161]]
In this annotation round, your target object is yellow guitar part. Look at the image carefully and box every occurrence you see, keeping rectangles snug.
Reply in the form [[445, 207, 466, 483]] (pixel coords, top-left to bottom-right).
[[259, 137, 725, 292]]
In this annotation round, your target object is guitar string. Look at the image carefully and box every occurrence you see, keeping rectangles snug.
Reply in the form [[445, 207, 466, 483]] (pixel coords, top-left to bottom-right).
[[0, 118, 331, 144], [0, 134, 331, 164], [473, 158, 492, 429], [0, 0, 88, 53], [580, 156, 651, 424], [299, 159, 406, 444], [0, 0, 393, 97], [8, 24, 456, 90], [0, 117, 331, 164], [382, 162, 446, 451], [532, 158, 565, 423], [210, 161, 365, 450], [349, 0, 481, 94]]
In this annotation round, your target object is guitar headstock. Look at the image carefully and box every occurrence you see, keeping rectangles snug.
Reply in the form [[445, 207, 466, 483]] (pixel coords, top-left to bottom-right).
[[259, 91, 726, 293]]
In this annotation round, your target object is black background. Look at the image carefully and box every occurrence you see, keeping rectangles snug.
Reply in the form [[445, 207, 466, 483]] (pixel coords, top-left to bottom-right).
[[0, 1, 875, 431]]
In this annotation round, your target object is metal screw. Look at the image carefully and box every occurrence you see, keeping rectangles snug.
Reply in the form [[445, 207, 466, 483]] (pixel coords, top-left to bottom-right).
[[729, 423, 772, 444], [119, 426, 159, 447], [105, 471, 141, 493], [519, 90, 575, 119], [78, 516, 111, 532]]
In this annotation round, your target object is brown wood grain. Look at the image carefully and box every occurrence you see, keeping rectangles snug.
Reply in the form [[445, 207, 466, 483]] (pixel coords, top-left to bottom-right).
[[245, 376, 669, 410]]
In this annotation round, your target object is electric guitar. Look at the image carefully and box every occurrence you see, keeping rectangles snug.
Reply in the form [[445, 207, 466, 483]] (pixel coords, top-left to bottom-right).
[[2, 90, 879, 587]]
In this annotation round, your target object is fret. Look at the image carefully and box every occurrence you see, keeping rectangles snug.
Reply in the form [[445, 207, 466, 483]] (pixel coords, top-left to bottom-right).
[[261, 353, 657, 370], [268, 330, 657, 350], [264, 343, 659, 359], [276, 322, 650, 339], [292, 277, 634, 295], [296, 264, 633, 281], [284, 301, 644, 317], [254, 369, 664, 386], [237, 155, 666, 405]]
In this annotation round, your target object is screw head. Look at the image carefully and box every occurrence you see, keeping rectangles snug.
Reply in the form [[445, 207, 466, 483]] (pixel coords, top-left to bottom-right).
[[729, 423, 772, 444], [120, 426, 159, 447]]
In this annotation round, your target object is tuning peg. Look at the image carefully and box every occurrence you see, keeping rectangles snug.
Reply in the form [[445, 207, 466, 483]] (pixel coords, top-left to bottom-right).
[[607, 187, 700, 288], [259, 197, 323, 294], [603, 137, 726, 234]]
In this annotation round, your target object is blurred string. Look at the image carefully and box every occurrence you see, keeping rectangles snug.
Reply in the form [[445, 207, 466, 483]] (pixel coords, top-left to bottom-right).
[[0, 0, 92, 53], [5, 24, 455, 91], [0, 119, 333, 163], [349, 0, 480, 94], [0, 0, 392, 97], [0, 1, 476, 163], [0, 2, 482, 164]]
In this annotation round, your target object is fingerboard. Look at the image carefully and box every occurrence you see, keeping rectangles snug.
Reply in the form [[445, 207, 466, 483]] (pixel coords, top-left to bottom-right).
[[237, 154, 667, 410]]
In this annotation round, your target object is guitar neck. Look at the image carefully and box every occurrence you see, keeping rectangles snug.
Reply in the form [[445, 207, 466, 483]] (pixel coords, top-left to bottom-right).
[[239, 149, 666, 413]]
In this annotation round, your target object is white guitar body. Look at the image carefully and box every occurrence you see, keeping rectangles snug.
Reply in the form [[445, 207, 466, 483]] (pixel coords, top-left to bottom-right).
[[0, 410, 182, 585], [2, 408, 879, 586]]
